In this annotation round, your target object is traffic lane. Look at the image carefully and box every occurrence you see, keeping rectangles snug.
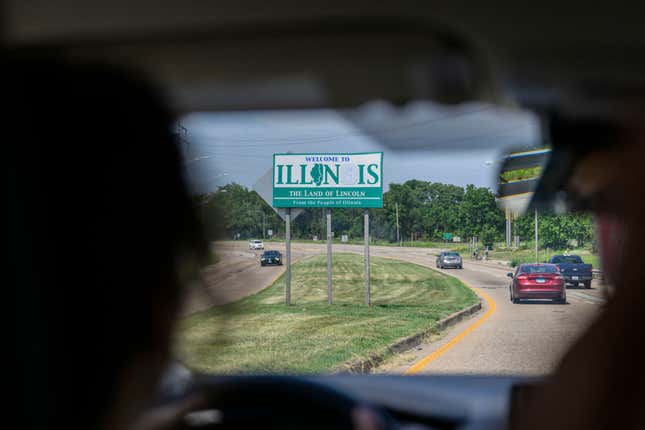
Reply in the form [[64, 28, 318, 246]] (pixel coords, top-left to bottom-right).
[[401, 262, 602, 375], [214, 241, 607, 308], [182, 244, 288, 315], [210, 241, 604, 375], [216, 241, 328, 261], [431, 256, 608, 306], [214, 241, 607, 309]]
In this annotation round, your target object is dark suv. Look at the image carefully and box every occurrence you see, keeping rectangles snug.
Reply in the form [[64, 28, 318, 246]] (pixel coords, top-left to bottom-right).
[[548, 255, 593, 288], [260, 250, 283, 266]]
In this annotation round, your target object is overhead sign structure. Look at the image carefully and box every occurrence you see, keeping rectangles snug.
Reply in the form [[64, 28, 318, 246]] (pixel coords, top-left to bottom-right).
[[272, 152, 383, 208]]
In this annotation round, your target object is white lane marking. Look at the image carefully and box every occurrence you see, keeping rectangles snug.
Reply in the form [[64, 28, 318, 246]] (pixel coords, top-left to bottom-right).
[[567, 291, 605, 304]]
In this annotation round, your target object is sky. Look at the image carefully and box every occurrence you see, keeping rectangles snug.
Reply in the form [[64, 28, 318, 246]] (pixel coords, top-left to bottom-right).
[[179, 101, 541, 195]]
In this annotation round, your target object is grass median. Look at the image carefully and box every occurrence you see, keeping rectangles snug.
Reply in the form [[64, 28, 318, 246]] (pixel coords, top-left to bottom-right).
[[177, 253, 477, 374]]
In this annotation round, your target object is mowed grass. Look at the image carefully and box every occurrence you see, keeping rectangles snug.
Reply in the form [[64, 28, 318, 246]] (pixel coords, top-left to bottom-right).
[[177, 253, 477, 374]]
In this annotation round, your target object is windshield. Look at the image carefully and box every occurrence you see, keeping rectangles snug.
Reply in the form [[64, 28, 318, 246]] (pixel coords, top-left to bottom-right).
[[519, 265, 559, 274], [551, 255, 584, 264], [176, 104, 603, 377]]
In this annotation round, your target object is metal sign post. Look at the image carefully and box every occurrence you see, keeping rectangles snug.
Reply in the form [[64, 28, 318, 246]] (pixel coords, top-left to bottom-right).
[[326, 208, 332, 304], [285, 208, 291, 305], [253, 168, 304, 306], [364, 209, 370, 306]]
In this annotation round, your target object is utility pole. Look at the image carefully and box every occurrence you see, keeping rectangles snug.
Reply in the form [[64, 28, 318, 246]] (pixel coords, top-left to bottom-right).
[[505, 208, 512, 247], [534, 208, 539, 263], [262, 211, 266, 240], [395, 202, 400, 246], [364, 209, 371, 306]]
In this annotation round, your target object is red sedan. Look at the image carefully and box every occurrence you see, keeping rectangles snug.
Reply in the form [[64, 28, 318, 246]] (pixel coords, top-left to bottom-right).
[[508, 264, 566, 304]]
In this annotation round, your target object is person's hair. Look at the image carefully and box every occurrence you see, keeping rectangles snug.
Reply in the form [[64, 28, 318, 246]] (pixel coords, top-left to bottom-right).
[[7, 57, 206, 429]]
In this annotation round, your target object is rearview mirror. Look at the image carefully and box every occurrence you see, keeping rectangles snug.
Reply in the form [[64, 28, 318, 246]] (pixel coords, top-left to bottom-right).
[[507, 272, 514, 278]]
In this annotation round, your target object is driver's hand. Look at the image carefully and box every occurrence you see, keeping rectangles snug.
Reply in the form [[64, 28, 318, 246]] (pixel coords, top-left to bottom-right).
[[132, 396, 384, 430], [131, 394, 207, 430], [352, 406, 386, 430]]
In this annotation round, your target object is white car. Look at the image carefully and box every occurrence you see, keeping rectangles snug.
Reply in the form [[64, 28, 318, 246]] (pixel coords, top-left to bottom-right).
[[248, 240, 264, 250]]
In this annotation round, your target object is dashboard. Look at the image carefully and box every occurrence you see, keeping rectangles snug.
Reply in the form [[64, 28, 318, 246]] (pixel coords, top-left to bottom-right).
[[305, 375, 535, 430], [159, 365, 539, 430]]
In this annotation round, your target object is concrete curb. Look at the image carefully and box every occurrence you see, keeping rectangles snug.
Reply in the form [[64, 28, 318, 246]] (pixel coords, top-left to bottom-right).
[[337, 300, 482, 374]]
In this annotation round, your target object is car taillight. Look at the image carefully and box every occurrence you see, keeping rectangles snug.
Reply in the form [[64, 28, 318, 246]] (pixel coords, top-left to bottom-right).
[[555, 275, 564, 280], [516, 275, 528, 281]]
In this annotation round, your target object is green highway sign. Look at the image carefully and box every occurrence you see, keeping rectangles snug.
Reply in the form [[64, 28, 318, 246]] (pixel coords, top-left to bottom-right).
[[443, 233, 453, 241], [273, 153, 383, 208]]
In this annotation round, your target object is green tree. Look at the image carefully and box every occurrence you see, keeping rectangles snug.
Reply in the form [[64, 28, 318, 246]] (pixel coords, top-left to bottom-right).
[[195, 180, 592, 250], [459, 185, 504, 241], [515, 211, 594, 249]]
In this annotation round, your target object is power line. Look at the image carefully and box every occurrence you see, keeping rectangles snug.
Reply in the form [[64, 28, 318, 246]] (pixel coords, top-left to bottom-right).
[[189, 125, 534, 158], [186, 106, 498, 147]]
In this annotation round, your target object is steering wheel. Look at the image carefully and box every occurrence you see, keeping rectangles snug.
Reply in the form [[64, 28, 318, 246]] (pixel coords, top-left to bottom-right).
[[176, 375, 397, 429]]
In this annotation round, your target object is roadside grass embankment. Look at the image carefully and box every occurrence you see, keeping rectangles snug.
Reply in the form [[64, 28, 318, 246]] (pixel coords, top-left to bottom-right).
[[178, 253, 477, 374]]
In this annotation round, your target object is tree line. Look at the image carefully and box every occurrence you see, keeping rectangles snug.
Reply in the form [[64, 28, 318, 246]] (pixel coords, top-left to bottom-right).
[[198, 180, 594, 249]]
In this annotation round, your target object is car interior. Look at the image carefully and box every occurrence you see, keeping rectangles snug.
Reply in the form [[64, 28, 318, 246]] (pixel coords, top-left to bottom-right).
[[7, 1, 645, 430]]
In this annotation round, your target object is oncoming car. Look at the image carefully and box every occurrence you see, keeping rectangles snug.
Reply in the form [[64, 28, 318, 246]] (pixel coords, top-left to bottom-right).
[[436, 251, 463, 269], [260, 250, 282, 266], [508, 264, 566, 304], [248, 240, 264, 250]]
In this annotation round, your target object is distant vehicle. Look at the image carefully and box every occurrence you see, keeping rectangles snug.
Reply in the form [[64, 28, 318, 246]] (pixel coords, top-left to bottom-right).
[[508, 264, 566, 304], [548, 255, 593, 288], [436, 251, 463, 269], [260, 250, 282, 266], [249, 240, 264, 250]]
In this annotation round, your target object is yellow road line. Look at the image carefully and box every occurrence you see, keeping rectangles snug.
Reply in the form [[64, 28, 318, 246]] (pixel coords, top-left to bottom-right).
[[404, 281, 497, 375]]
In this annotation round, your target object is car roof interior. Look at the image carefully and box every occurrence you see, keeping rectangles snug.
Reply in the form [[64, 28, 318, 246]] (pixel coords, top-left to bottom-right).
[[5, 1, 645, 120]]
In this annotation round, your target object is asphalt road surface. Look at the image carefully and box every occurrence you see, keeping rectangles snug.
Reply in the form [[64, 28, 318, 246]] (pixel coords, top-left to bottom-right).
[[191, 240, 605, 376]]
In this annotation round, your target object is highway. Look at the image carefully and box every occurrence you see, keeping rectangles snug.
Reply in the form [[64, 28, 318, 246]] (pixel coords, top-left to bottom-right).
[[189, 240, 605, 376]]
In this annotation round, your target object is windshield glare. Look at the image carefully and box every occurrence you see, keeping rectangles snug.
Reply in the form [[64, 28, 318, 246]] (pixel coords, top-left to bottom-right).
[[520, 265, 559, 274]]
